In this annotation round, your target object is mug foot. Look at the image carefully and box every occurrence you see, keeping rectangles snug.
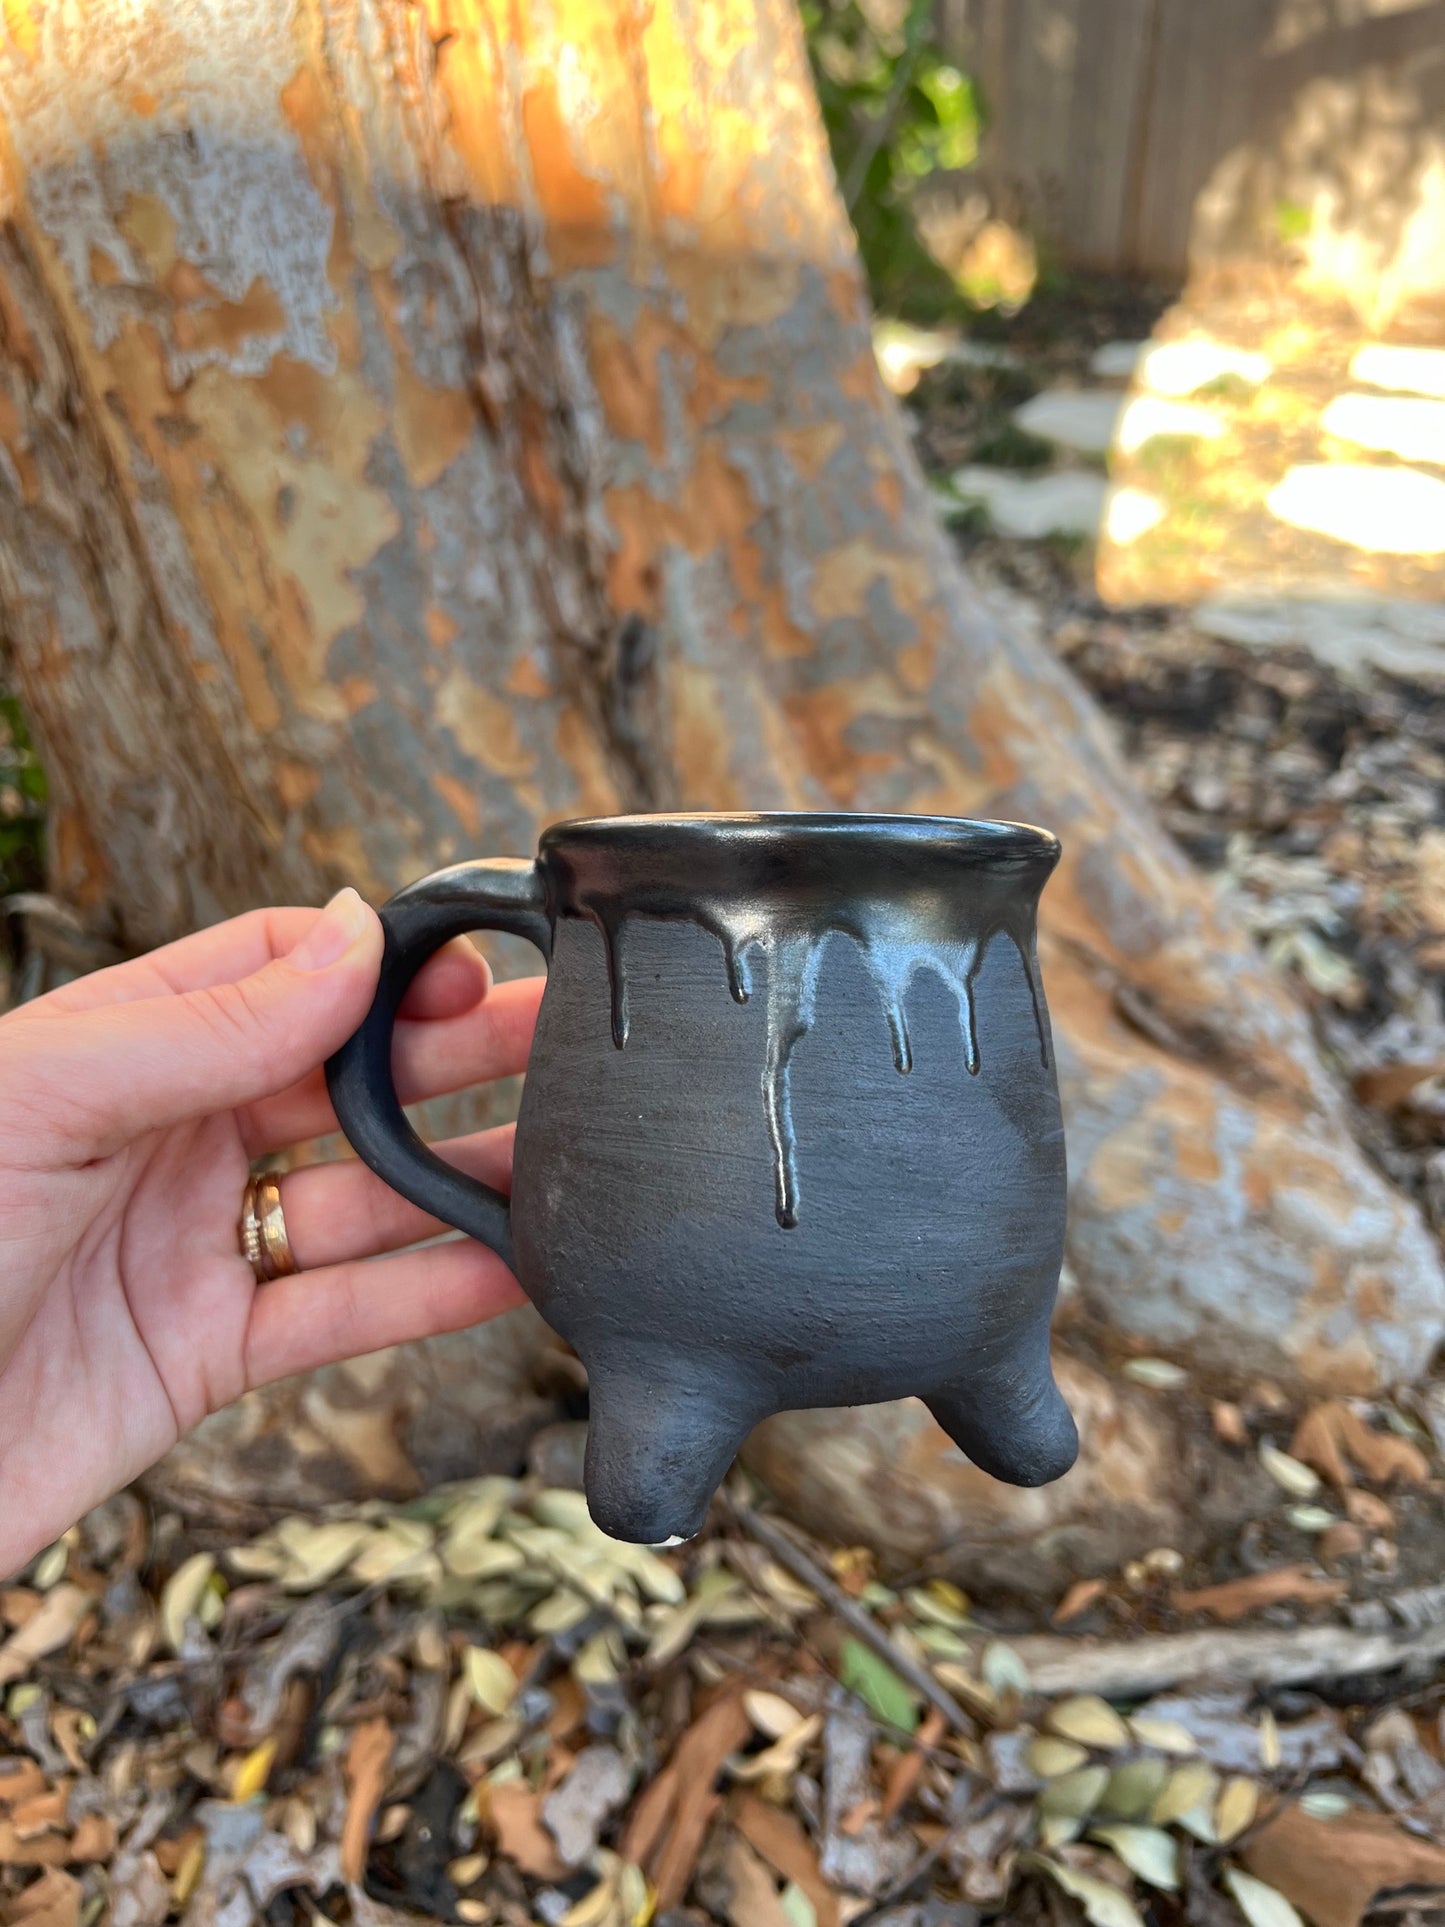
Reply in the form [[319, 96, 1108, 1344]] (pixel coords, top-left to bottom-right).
[[926, 1352, 1078, 1488], [582, 1356, 760, 1545]]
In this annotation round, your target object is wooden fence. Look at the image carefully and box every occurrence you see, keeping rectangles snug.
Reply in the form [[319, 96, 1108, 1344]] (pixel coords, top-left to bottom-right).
[[939, 0, 1445, 303]]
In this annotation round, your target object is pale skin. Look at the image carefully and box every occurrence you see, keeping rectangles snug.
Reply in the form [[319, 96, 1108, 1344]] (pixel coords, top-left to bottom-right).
[[0, 889, 545, 1579]]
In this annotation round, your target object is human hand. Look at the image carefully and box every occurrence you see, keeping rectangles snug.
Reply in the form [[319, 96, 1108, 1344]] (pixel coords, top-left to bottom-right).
[[0, 890, 543, 1577]]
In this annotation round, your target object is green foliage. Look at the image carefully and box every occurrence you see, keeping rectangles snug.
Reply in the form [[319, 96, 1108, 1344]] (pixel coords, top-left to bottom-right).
[[0, 694, 46, 900], [802, 0, 980, 316]]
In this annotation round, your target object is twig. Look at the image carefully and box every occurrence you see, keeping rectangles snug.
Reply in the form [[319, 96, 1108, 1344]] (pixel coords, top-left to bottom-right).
[[733, 1503, 975, 1735], [1007, 1614, 1445, 1701]]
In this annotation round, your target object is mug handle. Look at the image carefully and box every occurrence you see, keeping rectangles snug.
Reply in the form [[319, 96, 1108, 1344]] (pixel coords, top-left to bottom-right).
[[325, 859, 552, 1272]]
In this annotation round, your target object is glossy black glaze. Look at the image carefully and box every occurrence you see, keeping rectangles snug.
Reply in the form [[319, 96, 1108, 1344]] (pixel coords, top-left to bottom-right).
[[326, 813, 1076, 1545]]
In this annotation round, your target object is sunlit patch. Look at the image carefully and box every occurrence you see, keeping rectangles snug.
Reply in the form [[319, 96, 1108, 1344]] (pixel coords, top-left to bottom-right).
[[1321, 393, 1445, 467], [952, 467, 1107, 540], [1104, 486, 1166, 547], [1137, 339, 1272, 398], [1267, 463, 1445, 555], [1116, 396, 1227, 456], [1351, 343, 1445, 400]]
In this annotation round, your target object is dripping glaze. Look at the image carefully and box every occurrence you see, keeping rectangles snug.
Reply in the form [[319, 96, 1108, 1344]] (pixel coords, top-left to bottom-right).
[[540, 813, 1059, 1232]]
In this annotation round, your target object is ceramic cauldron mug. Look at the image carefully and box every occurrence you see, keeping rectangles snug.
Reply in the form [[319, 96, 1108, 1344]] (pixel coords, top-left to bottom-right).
[[326, 813, 1078, 1544]]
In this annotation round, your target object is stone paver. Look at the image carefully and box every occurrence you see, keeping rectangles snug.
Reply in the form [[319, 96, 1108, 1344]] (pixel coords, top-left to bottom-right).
[[1321, 393, 1445, 466], [951, 467, 1108, 540], [1013, 389, 1122, 455], [1351, 343, 1445, 399], [1267, 464, 1445, 556]]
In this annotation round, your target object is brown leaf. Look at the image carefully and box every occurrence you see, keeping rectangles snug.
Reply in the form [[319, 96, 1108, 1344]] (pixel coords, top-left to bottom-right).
[[0, 1763, 48, 1809], [1212, 1401, 1248, 1447], [1343, 1488, 1395, 1531], [1333, 1406, 1429, 1485], [1290, 1406, 1352, 1488], [340, 1717, 394, 1885], [1171, 1566, 1345, 1623], [10, 1789, 67, 1839], [880, 1706, 946, 1821], [1243, 1800, 1445, 1927], [720, 1831, 792, 1927], [1053, 1579, 1108, 1626], [0, 1815, 112, 1868], [643, 1687, 751, 1912], [1354, 1060, 1445, 1109], [1290, 1401, 1429, 1489], [733, 1790, 840, 1927], [485, 1784, 567, 1882], [2, 1867, 81, 1927]]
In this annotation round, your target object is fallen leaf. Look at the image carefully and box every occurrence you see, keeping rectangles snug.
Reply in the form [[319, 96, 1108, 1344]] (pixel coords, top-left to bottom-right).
[[1354, 1059, 1445, 1109], [1343, 1488, 1395, 1531], [1224, 1866, 1305, 1927], [1259, 1443, 1320, 1498], [487, 1783, 567, 1881], [1054, 1578, 1107, 1625], [837, 1640, 918, 1733], [340, 1717, 393, 1885], [231, 1737, 277, 1804], [1171, 1566, 1345, 1622], [159, 1555, 216, 1656], [645, 1688, 751, 1910], [721, 1830, 793, 1927], [733, 1791, 839, 1927], [743, 1690, 806, 1740], [5, 1866, 80, 1927], [1037, 1765, 1110, 1819], [0, 1590, 90, 1687], [1213, 1401, 1248, 1446], [1291, 1401, 1429, 1488], [1029, 1853, 1145, 1927], [464, 1646, 517, 1716], [1216, 1775, 1259, 1843], [1087, 1823, 1178, 1890], [880, 1706, 944, 1821], [1127, 1715, 1196, 1756], [1046, 1696, 1131, 1749], [1029, 1737, 1090, 1778], [1123, 1359, 1188, 1389], [1242, 1799, 1445, 1927], [0, 1762, 48, 1808]]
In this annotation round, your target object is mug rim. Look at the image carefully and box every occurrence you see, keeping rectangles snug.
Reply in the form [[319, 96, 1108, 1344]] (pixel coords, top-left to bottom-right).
[[541, 810, 1060, 863]]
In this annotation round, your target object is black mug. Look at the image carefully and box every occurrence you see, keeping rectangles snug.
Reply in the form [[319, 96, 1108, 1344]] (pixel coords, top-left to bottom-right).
[[327, 812, 1076, 1544]]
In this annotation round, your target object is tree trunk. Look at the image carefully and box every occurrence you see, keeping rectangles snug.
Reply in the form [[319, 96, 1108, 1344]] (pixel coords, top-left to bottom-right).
[[1, 0, 1440, 1569]]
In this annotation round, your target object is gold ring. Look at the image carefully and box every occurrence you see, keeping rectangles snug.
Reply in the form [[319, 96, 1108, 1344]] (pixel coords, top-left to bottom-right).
[[240, 1172, 298, 1284]]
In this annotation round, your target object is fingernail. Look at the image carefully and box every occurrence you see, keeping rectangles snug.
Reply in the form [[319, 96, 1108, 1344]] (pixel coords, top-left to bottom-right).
[[292, 888, 373, 971]]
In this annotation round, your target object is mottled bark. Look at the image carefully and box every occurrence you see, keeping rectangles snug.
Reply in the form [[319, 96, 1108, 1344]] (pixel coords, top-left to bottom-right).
[[0, 0, 1440, 1554]]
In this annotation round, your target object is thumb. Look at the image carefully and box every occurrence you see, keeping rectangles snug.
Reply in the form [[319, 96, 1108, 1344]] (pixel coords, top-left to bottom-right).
[[73, 889, 385, 1142]]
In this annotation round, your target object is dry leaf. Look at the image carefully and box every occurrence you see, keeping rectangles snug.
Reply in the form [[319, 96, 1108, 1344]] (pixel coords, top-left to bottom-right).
[[340, 1716, 393, 1885], [1242, 1799, 1445, 1927], [487, 1783, 568, 1882], [1046, 1696, 1131, 1749], [5, 1866, 81, 1927], [732, 1791, 839, 1927], [1029, 1853, 1146, 1927], [743, 1691, 807, 1741], [0, 1762, 48, 1808], [542, 1745, 632, 1867], [231, 1737, 277, 1803], [1127, 1715, 1196, 1755], [1087, 1823, 1179, 1890], [0, 1589, 90, 1687], [641, 1689, 751, 1911], [1029, 1738, 1090, 1778], [1053, 1578, 1107, 1625], [721, 1831, 793, 1927], [1216, 1775, 1259, 1843], [1258, 1443, 1320, 1498], [1291, 1401, 1429, 1488], [159, 1557, 214, 1655], [464, 1646, 517, 1715], [1224, 1866, 1305, 1927], [1354, 1059, 1445, 1109], [1171, 1565, 1345, 1622]]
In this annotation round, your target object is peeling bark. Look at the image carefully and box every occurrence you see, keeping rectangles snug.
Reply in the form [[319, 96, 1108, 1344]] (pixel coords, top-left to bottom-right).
[[0, 0, 1440, 1547]]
